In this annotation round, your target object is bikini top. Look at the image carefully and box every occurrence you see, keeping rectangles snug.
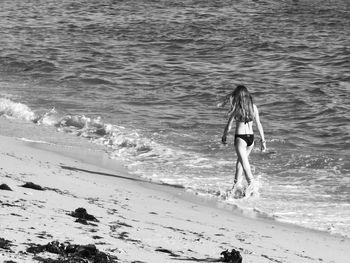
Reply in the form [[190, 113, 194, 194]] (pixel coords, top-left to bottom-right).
[[235, 116, 253, 124]]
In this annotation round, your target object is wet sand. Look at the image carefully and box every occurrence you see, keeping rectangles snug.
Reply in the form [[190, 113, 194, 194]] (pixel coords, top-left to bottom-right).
[[0, 134, 349, 263]]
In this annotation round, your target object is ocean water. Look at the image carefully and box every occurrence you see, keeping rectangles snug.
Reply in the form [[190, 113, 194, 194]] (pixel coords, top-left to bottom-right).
[[0, 0, 349, 237]]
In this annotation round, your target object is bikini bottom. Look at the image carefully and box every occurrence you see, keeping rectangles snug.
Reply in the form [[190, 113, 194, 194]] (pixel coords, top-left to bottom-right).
[[235, 134, 254, 147]]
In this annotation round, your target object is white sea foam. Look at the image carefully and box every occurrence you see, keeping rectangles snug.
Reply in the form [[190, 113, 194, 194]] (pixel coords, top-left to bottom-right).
[[18, 137, 51, 144], [0, 98, 36, 121], [35, 108, 60, 126], [1, 97, 349, 238]]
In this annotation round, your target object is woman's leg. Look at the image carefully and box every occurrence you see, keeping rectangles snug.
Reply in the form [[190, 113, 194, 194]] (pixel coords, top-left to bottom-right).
[[234, 160, 243, 187], [235, 138, 254, 185], [231, 161, 244, 198], [234, 143, 254, 188]]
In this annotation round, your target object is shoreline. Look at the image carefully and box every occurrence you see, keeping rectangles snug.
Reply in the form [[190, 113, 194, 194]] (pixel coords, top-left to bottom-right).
[[1, 134, 350, 263], [28, 136, 341, 237], [29, 135, 350, 240]]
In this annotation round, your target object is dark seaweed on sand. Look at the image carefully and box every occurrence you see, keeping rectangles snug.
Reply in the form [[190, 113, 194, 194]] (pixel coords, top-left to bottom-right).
[[69, 208, 99, 222], [0, 238, 13, 251], [27, 241, 118, 263], [221, 249, 242, 263], [0, 183, 12, 191], [21, 182, 44, 191], [155, 247, 181, 257]]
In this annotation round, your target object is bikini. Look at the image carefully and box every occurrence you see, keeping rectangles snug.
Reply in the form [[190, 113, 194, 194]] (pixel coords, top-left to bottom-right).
[[234, 118, 254, 147], [235, 134, 254, 146]]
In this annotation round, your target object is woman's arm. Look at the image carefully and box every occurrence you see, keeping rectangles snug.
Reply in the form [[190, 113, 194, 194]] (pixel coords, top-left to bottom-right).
[[222, 114, 235, 145], [254, 104, 267, 151]]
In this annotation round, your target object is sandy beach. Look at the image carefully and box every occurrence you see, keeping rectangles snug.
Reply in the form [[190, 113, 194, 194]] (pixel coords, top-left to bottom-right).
[[0, 133, 349, 263], [1, 0, 349, 262]]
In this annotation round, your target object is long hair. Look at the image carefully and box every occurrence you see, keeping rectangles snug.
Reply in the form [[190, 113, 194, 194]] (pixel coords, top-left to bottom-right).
[[228, 85, 254, 123]]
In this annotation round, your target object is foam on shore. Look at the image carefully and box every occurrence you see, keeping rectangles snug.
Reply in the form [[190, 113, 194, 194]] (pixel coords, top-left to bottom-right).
[[1, 128, 350, 262], [2, 97, 350, 238]]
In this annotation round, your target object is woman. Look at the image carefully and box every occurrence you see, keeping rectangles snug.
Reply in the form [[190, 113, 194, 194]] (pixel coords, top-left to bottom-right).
[[221, 85, 266, 197]]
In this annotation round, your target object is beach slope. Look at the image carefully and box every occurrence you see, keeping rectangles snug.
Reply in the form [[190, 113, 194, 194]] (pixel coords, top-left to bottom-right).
[[0, 135, 349, 263]]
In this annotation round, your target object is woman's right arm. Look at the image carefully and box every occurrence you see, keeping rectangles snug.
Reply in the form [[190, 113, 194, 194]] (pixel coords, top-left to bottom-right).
[[222, 114, 235, 145], [254, 104, 267, 152]]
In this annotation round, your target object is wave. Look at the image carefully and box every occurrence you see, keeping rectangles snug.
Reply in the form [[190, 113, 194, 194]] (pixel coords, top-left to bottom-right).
[[0, 56, 58, 74], [0, 98, 230, 192], [0, 98, 36, 121], [80, 77, 114, 85], [0, 98, 228, 198], [0, 97, 158, 160]]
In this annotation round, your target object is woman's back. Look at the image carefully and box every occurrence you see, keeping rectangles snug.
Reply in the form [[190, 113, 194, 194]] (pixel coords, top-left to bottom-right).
[[234, 103, 258, 135], [235, 119, 254, 135]]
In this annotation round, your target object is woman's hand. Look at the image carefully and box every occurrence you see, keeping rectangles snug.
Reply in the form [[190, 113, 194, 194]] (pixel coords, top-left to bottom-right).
[[222, 134, 227, 145], [261, 140, 267, 152]]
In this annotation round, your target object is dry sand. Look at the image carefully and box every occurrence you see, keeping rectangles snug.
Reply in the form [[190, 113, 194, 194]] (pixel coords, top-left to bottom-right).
[[0, 134, 349, 263]]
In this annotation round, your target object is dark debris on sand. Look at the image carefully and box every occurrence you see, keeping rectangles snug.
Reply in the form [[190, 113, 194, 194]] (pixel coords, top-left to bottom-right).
[[0, 237, 13, 251], [155, 247, 181, 257], [69, 208, 99, 223], [0, 183, 12, 191], [27, 241, 118, 263], [0, 200, 19, 207], [21, 182, 45, 191], [221, 249, 242, 263]]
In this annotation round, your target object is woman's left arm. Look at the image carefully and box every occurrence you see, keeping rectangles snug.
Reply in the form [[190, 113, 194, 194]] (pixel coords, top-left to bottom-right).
[[254, 104, 267, 151]]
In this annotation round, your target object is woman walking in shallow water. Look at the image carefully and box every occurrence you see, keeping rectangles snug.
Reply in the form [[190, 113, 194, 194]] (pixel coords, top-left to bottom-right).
[[220, 85, 266, 198]]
